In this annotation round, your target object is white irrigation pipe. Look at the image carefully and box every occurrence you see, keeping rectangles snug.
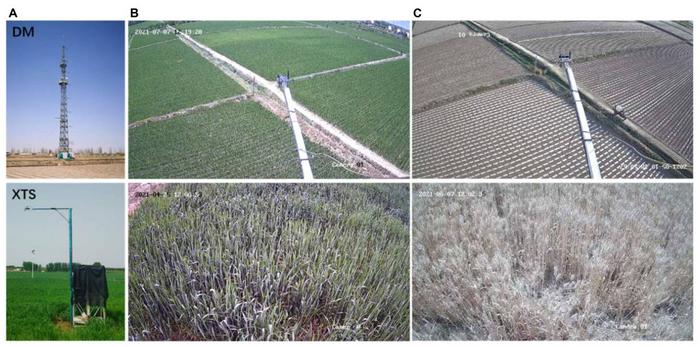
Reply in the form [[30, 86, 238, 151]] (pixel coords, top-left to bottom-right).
[[282, 85, 314, 180], [561, 59, 601, 179]]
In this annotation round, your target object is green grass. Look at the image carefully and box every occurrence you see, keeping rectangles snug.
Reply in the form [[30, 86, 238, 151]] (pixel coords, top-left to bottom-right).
[[292, 59, 410, 171], [129, 100, 359, 179], [313, 21, 410, 53], [128, 38, 244, 122], [6, 270, 125, 340], [176, 21, 309, 33], [195, 26, 396, 80], [129, 183, 409, 341]]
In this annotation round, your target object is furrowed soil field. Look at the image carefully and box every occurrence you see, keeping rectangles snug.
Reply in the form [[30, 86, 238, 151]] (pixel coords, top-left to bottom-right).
[[413, 184, 692, 340], [412, 23, 528, 111], [481, 21, 682, 63], [413, 78, 590, 178], [479, 20, 693, 165], [292, 59, 410, 170], [412, 21, 690, 178], [129, 183, 409, 341], [191, 26, 396, 80], [129, 37, 244, 122], [129, 101, 357, 178], [6, 271, 125, 340], [575, 43, 693, 161]]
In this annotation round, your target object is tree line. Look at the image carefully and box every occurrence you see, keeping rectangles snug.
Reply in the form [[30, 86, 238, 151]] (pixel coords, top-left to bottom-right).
[[18, 261, 103, 272]]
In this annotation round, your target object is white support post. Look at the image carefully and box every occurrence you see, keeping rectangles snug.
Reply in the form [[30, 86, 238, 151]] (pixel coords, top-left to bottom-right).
[[282, 85, 314, 180], [562, 59, 601, 179]]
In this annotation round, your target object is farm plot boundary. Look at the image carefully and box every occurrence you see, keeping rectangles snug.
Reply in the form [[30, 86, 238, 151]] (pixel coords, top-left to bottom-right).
[[128, 37, 246, 122], [174, 25, 408, 178], [129, 93, 250, 128], [466, 21, 692, 177], [193, 26, 399, 80], [129, 99, 360, 179]]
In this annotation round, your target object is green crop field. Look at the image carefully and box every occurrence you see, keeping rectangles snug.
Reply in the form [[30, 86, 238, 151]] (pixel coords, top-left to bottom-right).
[[128, 21, 161, 35], [129, 22, 175, 49], [128, 38, 244, 122], [312, 22, 410, 53], [129, 183, 409, 340], [129, 101, 358, 179], [292, 59, 410, 170], [194, 26, 396, 80], [176, 21, 309, 34], [6, 270, 125, 340], [130, 32, 177, 50]]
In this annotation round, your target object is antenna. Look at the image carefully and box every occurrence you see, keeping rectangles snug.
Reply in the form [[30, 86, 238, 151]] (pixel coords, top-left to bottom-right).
[[58, 46, 73, 160]]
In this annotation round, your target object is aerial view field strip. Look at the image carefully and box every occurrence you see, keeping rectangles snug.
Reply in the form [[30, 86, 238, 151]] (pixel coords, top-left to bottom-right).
[[412, 21, 692, 179], [128, 21, 409, 178]]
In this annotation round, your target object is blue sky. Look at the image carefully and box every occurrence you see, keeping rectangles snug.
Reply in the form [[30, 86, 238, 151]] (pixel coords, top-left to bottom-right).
[[6, 21, 125, 152], [6, 184, 125, 268]]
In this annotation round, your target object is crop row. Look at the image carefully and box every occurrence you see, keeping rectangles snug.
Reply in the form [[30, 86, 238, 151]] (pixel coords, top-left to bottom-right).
[[413, 79, 592, 178], [176, 21, 310, 34], [575, 43, 693, 162], [309, 21, 410, 53], [521, 30, 682, 62], [292, 59, 410, 171], [487, 21, 657, 43], [412, 25, 528, 111], [129, 21, 176, 50], [129, 101, 358, 179], [129, 183, 409, 340], [129, 38, 244, 122], [194, 27, 396, 80]]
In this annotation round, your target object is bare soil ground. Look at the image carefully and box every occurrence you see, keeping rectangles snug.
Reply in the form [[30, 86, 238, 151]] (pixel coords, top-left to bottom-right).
[[6, 154, 125, 167], [6, 163, 124, 179]]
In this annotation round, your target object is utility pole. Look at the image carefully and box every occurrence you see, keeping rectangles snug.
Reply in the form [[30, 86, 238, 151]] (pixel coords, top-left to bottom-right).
[[31, 249, 37, 279], [25, 207, 74, 325], [559, 52, 601, 179]]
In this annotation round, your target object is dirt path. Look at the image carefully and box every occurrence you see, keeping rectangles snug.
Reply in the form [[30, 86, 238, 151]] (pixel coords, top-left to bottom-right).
[[129, 94, 249, 128], [175, 26, 408, 178], [290, 54, 407, 82], [7, 164, 124, 179]]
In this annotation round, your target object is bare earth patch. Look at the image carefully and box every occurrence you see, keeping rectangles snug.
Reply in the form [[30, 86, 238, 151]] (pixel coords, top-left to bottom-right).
[[7, 164, 124, 179]]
